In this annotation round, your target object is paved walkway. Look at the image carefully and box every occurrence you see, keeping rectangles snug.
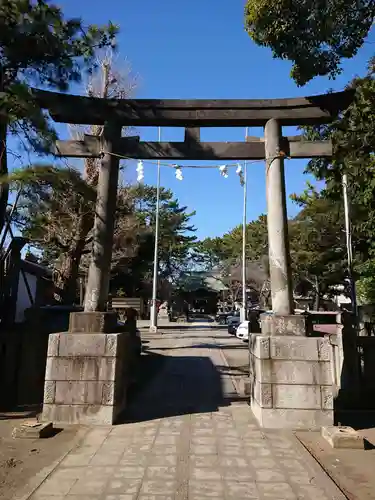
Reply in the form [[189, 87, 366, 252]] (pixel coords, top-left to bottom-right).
[[28, 326, 345, 500]]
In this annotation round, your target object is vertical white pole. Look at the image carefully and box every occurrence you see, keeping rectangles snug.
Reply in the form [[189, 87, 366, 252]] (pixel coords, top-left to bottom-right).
[[241, 127, 248, 323], [150, 127, 161, 332], [342, 173, 357, 315]]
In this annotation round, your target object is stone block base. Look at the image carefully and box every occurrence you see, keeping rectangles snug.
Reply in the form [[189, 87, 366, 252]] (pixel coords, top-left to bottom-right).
[[41, 331, 131, 425], [250, 325, 335, 430], [42, 403, 120, 425], [251, 399, 332, 430], [322, 426, 364, 449], [260, 313, 307, 336]]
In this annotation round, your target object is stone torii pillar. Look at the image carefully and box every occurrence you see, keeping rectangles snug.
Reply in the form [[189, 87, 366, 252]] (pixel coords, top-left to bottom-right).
[[264, 118, 294, 315], [249, 120, 333, 430], [42, 121, 131, 426]]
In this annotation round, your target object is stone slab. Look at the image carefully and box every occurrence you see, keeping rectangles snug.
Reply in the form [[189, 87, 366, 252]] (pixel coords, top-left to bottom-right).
[[41, 403, 119, 425], [273, 384, 321, 410], [261, 313, 307, 336], [321, 426, 365, 449], [250, 334, 270, 359], [55, 332, 127, 357], [69, 311, 118, 333], [270, 336, 320, 361], [253, 358, 332, 385], [45, 356, 117, 381], [251, 398, 333, 430], [12, 420, 54, 439], [252, 381, 273, 408], [54, 380, 113, 405]]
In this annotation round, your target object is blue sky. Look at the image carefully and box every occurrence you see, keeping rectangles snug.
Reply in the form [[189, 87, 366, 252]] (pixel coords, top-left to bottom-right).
[[12, 1, 375, 239]]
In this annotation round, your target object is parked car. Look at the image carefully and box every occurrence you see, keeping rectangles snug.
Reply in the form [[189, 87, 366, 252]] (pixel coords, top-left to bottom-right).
[[236, 321, 250, 341], [227, 310, 240, 325], [228, 317, 241, 335], [216, 310, 235, 325]]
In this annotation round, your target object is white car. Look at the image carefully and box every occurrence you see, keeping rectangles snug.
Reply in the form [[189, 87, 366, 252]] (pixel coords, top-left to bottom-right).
[[236, 321, 249, 341]]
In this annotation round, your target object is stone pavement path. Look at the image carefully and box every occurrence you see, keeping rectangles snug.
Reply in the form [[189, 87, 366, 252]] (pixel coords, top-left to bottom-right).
[[28, 326, 345, 500]]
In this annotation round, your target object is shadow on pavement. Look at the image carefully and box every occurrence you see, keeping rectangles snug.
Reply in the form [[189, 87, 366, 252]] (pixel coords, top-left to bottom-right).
[[145, 324, 214, 331], [148, 343, 248, 351], [119, 352, 236, 424]]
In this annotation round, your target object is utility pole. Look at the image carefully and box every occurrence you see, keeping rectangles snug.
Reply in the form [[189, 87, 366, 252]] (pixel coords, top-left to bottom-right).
[[240, 127, 248, 323], [342, 173, 357, 315], [150, 127, 162, 332]]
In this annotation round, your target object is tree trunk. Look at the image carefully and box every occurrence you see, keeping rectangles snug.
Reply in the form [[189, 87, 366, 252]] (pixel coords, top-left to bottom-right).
[[313, 275, 320, 310], [0, 63, 8, 236], [55, 250, 81, 304], [54, 212, 93, 304], [0, 119, 8, 236]]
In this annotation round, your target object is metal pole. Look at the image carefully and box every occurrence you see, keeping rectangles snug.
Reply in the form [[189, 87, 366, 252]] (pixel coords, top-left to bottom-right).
[[241, 127, 248, 323], [150, 127, 161, 332], [342, 173, 357, 315]]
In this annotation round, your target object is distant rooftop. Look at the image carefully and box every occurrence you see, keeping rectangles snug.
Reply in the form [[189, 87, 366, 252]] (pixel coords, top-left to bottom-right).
[[177, 271, 228, 293]]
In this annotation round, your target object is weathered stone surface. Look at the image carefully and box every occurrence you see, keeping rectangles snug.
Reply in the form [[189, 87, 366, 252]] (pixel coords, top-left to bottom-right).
[[42, 330, 130, 425], [12, 420, 54, 439], [317, 337, 331, 361], [105, 332, 128, 356], [69, 311, 118, 333], [322, 426, 364, 449], [47, 333, 60, 357], [321, 386, 334, 410], [41, 403, 117, 425], [253, 381, 273, 408], [261, 313, 307, 336], [251, 399, 333, 429], [253, 358, 332, 385], [102, 382, 115, 404], [250, 332, 336, 430], [55, 381, 104, 405], [250, 334, 270, 359], [58, 334, 106, 357], [43, 380, 56, 404], [45, 356, 117, 381], [273, 384, 321, 410], [270, 336, 319, 360]]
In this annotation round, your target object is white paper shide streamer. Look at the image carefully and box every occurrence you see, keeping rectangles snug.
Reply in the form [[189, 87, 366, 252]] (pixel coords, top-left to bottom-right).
[[175, 166, 183, 180], [136, 160, 144, 182], [219, 165, 228, 178]]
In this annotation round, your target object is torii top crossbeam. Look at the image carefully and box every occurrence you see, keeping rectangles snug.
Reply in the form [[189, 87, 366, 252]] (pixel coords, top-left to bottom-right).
[[33, 88, 354, 127]]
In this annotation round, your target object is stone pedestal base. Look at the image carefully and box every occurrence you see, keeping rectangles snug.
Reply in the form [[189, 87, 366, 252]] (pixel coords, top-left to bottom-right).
[[41, 312, 132, 425], [249, 314, 334, 430]]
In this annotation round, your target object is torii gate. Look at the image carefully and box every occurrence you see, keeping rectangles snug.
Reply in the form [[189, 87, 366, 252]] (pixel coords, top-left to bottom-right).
[[34, 89, 354, 427], [34, 88, 353, 316]]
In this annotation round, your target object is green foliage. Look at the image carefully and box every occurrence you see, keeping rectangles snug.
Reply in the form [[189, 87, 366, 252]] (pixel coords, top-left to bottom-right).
[[128, 184, 197, 281], [356, 260, 375, 304], [17, 176, 197, 301], [289, 187, 346, 302], [1, 0, 117, 147], [303, 59, 375, 263], [244, 0, 375, 85]]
